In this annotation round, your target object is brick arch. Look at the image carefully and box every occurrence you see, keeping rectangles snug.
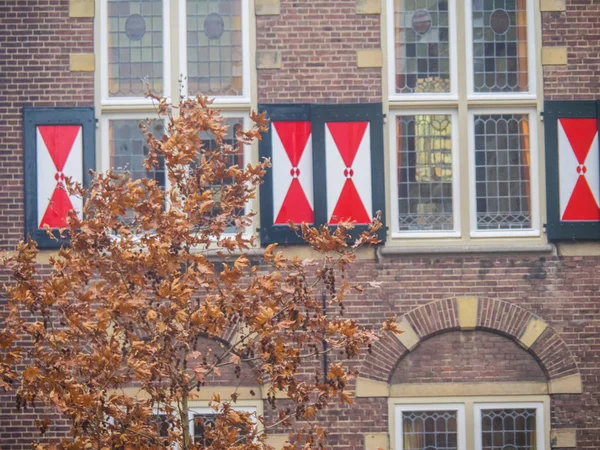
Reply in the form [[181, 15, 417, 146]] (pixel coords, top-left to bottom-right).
[[359, 297, 581, 391]]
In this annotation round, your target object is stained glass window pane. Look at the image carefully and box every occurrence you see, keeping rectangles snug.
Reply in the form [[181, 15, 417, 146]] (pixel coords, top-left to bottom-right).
[[187, 0, 244, 97], [480, 409, 537, 450], [151, 414, 171, 446], [198, 117, 245, 232], [472, 0, 529, 93], [474, 114, 532, 230], [193, 414, 217, 446], [109, 119, 165, 187], [394, 0, 451, 94], [396, 115, 454, 231], [193, 413, 248, 445], [107, 0, 164, 97], [402, 410, 458, 450]]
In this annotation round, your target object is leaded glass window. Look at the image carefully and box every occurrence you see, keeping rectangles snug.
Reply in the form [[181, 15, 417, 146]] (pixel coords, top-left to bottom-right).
[[186, 0, 244, 97], [394, 0, 451, 94], [151, 414, 171, 446], [396, 114, 454, 231], [402, 410, 458, 450], [107, 0, 164, 97], [480, 409, 537, 450], [472, 0, 529, 93], [109, 119, 165, 187], [193, 413, 248, 445], [474, 114, 531, 230], [195, 117, 245, 232], [193, 414, 217, 446]]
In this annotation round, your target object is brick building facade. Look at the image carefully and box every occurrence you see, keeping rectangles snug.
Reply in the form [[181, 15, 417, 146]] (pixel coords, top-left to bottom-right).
[[1, 0, 600, 449]]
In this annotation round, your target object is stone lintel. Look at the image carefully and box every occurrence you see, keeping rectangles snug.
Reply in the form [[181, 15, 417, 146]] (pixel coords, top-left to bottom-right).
[[549, 374, 583, 394], [256, 51, 282, 69], [550, 428, 577, 448], [518, 317, 548, 349], [355, 377, 389, 398], [70, 53, 95, 71], [356, 0, 381, 14], [542, 47, 568, 66], [395, 316, 420, 351], [364, 432, 388, 450], [255, 0, 280, 15], [457, 296, 478, 330], [70, 0, 95, 18], [540, 0, 566, 12], [357, 49, 383, 68]]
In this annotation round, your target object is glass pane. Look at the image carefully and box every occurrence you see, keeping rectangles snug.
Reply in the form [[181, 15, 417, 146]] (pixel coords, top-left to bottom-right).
[[480, 408, 537, 450], [107, 0, 164, 97], [394, 0, 451, 94], [474, 114, 532, 230], [193, 414, 217, 446], [472, 0, 529, 93], [402, 410, 458, 450], [396, 115, 454, 231], [194, 413, 248, 446], [151, 414, 171, 446], [109, 119, 165, 187], [187, 0, 243, 97], [198, 118, 245, 232]]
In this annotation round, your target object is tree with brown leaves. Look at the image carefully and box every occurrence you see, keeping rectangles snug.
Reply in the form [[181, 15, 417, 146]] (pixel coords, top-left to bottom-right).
[[1, 95, 397, 450]]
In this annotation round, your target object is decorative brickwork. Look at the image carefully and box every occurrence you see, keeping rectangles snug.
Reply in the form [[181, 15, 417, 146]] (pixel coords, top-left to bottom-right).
[[1, 0, 600, 448], [542, 0, 600, 99], [390, 331, 547, 384], [0, 0, 94, 250], [361, 297, 580, 385], [256, 1, 382, 103]]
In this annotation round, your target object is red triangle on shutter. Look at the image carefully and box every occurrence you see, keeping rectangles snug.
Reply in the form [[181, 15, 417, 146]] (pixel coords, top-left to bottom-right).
[[329, 179, 370, 225], [275, 178, 314, 224], [274, 122, 312, 167], [40, 185, 74, 228], [38, 125, 81, 171], [560, 118, 598, 164], [562, 175, 600, 221], [327, 122, 368, 168]]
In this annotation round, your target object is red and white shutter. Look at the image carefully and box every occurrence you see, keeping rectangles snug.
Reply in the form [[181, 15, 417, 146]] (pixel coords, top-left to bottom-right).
[[271, 121, 314, 224], [36, 125, 84, 228], [259, 103, 385, 245], [24, 107, 95, 248], [325, 121, 372, 225], [558, 118, 600, 222]]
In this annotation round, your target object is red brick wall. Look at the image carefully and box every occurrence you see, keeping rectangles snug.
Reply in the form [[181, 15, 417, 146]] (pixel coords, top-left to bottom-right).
[[390, 330, 547, 384], [0, 0, 94, 250], [542, 0, 600, 100], [256, 1, 382, 104], [2, 0, 600, 449], [255, 253, 600, 448]]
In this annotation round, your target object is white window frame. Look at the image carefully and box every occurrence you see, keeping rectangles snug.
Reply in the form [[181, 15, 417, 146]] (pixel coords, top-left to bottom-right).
[[100, 113, 168, 184], [100, 112, 254, 236], [178, 0, 251, 105], [100, 0, 172, 107], [194, 111, 255, 236], [388, 109, 461, 238], [394, 403, 467, 450], [474, 402, 545, 450], [465, 0, 537, 101], [148, 405, 258, 448], [467, 108, 540, 238], [386, 0, 459, 103], [188, 405, 257, 443]]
